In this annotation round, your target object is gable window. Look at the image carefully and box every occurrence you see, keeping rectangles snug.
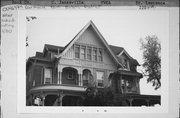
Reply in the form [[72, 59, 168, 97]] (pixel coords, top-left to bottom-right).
[[81, 46, 86, 59], [96, 71, 104, 87], [75, 45, 80, 58], [44, 68, 52, 84], [93, 48, 97, 61], [87, 47, 92, 60], [98, 49, 103, 62]]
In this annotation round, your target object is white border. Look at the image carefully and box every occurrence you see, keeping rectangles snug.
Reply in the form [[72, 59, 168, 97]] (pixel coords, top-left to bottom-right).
[[17, 8, 169, 114]]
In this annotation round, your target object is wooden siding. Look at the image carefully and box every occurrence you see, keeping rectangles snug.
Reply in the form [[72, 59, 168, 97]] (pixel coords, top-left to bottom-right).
[[61, 25, 117, 71], [59, 25, 118, 87], [76, 26, 104, 48]]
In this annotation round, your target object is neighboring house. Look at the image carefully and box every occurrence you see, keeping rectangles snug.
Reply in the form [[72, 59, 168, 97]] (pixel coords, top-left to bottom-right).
[[26, 21, 160, 106]]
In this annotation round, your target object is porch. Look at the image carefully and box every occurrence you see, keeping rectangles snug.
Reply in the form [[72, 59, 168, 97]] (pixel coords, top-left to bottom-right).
[[26, 84, 86, 106]]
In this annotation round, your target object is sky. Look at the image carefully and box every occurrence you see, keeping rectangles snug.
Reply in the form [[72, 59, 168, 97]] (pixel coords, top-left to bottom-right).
[[26, 9, 169, 95]]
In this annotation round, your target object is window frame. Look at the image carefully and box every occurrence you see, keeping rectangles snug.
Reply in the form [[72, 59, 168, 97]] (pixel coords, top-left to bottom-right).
[[93, 48, 97, 61], [98, 48, 103, 62], [67, 71, 74, 80], [44, 68, 53, 84], [74, 45, 80, 59], [96, 71, 104, 87], [87, 47, 92, 60], [80, 46, 86, 59]]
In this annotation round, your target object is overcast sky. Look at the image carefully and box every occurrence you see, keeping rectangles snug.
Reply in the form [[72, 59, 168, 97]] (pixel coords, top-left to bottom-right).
[[26, 9, 169, 95]]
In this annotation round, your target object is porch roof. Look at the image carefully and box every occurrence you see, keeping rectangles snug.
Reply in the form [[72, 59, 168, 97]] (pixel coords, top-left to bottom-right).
[[119, 93, 161, 101], [116, 70, 143, 78], [29, 85, 87, 93]]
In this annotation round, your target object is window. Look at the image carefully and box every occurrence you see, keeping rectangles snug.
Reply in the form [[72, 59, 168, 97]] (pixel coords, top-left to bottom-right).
[[44, 68, 52, 84], [123, 59, 129, 69], [68, 72, 73, 79], [75, 45, 80, 58], [98, 49, 103, 62], [74, 45, 103, 62], [93, 48, 97, 61], [87, 47, 92, 60], [33, 80, 35, 86], [96, 71, 104, 87], [121, 79, 133, 93], [82, 69, 91, 86], [81, 46, 86, 59]]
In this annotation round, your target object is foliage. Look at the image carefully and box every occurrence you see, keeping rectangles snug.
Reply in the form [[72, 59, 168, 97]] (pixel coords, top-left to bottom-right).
[[140, 35, 161, 90], [83, 87, 115, 106]]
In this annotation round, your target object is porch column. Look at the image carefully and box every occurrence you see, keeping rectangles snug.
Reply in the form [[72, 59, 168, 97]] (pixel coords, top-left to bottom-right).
[[31, 94, 34, 105], [129, 99, 133, 106], [146, 99, 150, 106], [119, 75, 122, 93], [58, 66, 62, 84], [78, 74, 82, 86], [124, 80, 127, 93], [41, 94, 46, 106], [58, 91, 64, 106], [59, 71, 62, 84]]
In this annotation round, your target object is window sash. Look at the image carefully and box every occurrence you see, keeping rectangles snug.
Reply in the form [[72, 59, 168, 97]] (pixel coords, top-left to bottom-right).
[[68, 72, 73, 79], [44, 68, 52, 84], [93, 48, 97, 61], [75, 45, 80, 58], [81, 47, 86, 59], [96, 71, 104, 87], [98, 49, 103, 62], [87, 48, 92, 60]]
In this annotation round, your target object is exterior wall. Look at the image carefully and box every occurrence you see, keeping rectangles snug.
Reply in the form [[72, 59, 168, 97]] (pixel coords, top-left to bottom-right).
[[76, 26, 103, 47], [27, 61, 57, 90], [58, 26, 118, 87]]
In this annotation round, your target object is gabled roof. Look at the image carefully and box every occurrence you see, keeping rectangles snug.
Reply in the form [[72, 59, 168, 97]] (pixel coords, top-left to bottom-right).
[[118, 49, 132, 59], [44, 44, 64, 53], [56, 20, 124, 68], [109, 45, 124, 55], [35, 52, 43, 58]]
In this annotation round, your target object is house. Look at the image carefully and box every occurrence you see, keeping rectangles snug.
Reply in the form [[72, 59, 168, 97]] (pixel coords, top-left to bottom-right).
[[26, 20, 160, 106]]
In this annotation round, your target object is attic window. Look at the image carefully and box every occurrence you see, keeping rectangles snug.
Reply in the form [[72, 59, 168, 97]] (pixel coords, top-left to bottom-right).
[[98, 49, 103, 62], [93, 48, 97, 61], [87, 47, 92, 60], [81, 46, 86, 59], [75, 45, 80, 58]]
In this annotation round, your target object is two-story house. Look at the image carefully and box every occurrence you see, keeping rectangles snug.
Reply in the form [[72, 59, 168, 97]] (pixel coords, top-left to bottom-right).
[[26, 21, 160, 106]]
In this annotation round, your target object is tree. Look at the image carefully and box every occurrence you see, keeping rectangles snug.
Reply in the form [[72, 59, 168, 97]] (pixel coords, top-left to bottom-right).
[[140, 35, 161, 90]]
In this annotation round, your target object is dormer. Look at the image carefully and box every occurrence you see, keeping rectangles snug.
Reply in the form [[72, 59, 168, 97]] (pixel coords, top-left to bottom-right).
[[117, 50, 131, 71]]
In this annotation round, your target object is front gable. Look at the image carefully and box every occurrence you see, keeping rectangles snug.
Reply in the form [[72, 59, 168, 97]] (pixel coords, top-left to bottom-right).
[[117, 50, 132, 70], [59, 21, 123, 69], [75, 25, 104, 48]]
